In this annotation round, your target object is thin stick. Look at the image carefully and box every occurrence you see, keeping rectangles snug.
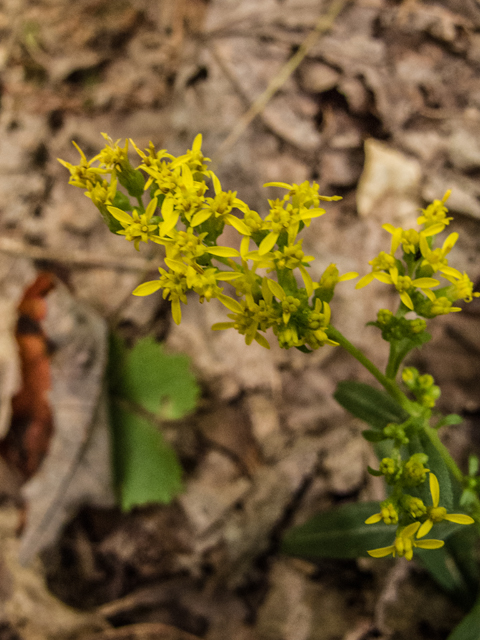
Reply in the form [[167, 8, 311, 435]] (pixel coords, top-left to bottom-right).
[[0, 236, 155, 271], [211, 0, 350, 163]]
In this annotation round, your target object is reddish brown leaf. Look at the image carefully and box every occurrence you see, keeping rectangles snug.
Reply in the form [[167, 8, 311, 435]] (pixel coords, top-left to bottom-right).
[[0, 272, 55, 479]]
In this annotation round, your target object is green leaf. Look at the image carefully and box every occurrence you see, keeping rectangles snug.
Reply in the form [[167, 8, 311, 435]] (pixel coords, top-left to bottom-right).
[[469, 455, 479, 477], [445, 526, 480, 596], [435, 414, 463, 430], [281, 502, 394, 559], [110, 401, 183, 511], [334, 381, 408, 431], [362, 430, 386, 443], [112, 190, 133, 211], [415, 546, 468, 600], [107, 334, 199, 511], [447, 596, 480, 640], [113, 336, 199, 419]]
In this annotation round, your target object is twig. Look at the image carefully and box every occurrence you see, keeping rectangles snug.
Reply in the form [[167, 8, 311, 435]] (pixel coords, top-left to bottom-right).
[[0, 236, 155, 271], [210, 0, 350, 164]]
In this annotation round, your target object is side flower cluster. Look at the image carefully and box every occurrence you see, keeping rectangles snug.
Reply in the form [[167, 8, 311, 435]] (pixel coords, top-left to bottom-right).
[[356, 191, 479, 317], [59, 134, 357, 351], [366, 465, 474, 561]]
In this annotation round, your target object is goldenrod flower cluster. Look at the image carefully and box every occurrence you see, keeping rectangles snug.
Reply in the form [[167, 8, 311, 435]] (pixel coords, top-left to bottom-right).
[[59, 134, 357, 351], [356, 191, 479, 316], [366, 470, 474, 561]]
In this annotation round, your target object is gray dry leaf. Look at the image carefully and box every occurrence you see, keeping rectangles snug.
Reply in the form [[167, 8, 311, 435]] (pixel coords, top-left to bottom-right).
[[19, 279, 115, 565]]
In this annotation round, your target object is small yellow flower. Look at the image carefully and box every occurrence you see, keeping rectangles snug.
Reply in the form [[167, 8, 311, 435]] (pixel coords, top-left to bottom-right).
[[356, 251, 396, 289], [417, 473, 475, 538], [373, 267, 439, 310], [419, 232, 460, 276], [382, 223, 443, 255], [444, 272, 480, 304], [417, 190, 453, 230], [368, 521, 444, 561], [108, 197, 159, 250], [365, 502, 398, 525], [428, 296, 462, 316]]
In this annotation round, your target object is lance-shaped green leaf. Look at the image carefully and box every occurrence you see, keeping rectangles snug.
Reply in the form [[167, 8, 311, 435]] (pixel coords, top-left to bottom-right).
[[281, 502, 394, 559], [447, 595, 480, 640], [334, 381, 408, 431]]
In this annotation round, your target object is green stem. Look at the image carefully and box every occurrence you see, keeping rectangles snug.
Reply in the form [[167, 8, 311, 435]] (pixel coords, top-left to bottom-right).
[[424, 425, 464, 484], [327, 326, 410, 407], [329, 325, 471, 497], [385, 343, 398, 380]]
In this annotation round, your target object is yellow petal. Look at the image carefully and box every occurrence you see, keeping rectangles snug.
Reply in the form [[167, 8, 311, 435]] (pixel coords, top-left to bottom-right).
[[382, 223, 397, 234], [422, 223, 445, 236], [415, 539, 444, 550], [443, 232, 458, 251], [215, 273, 241, 283], [240, 236, 250, 258], [259, 232, 279, 255], [191, 210, 212, 227], [263, 181, 292, 189], [367, 546, 395, 558], [355, 273, 375, 289], [266, 278, 285, 300], [206, 246, 241, 257], [373, 272, 393, 285], [212, 173, 222, 195], [338, 272, 358, 282], [107, 206, 133, 225], [444, 514, 475, 525], [254, 332, 271, 349], [419, 233, 430, 259], [192, 133, 203, 152], [164, 258, 187, 273], [412, 277, 440, 288], [403, 522, 421, 538], [145, 197, 158, 220], [171, 299, 182, 325], [211, 322, 235, 331], [323, 301, 332, 325], [417, 519, 433, 539], [217, 294, 244, 314], [365, 513, 383, 524], [223, 214, 251, 236], [299, 264, 314, 296], [132, 280, 162, 296], [429, 473, 440, 507], [399, 291, 414, 310], [261, 277, 273, 305]]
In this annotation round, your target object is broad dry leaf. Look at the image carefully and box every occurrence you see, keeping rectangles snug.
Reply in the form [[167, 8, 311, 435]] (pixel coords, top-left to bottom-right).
[[19, 279, 115, 564]]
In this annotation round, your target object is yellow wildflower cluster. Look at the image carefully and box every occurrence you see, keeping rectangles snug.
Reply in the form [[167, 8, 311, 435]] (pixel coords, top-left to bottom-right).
[[356, 191, 479, 317], [59, 134, 357, 350], [367, 473, 474, 560], [366, 472, 474, 560]]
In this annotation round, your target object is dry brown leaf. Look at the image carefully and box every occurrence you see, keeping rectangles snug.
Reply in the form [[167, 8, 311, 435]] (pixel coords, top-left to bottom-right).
[[18, 279, 115, 564], [1, 273, 55, 479]]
